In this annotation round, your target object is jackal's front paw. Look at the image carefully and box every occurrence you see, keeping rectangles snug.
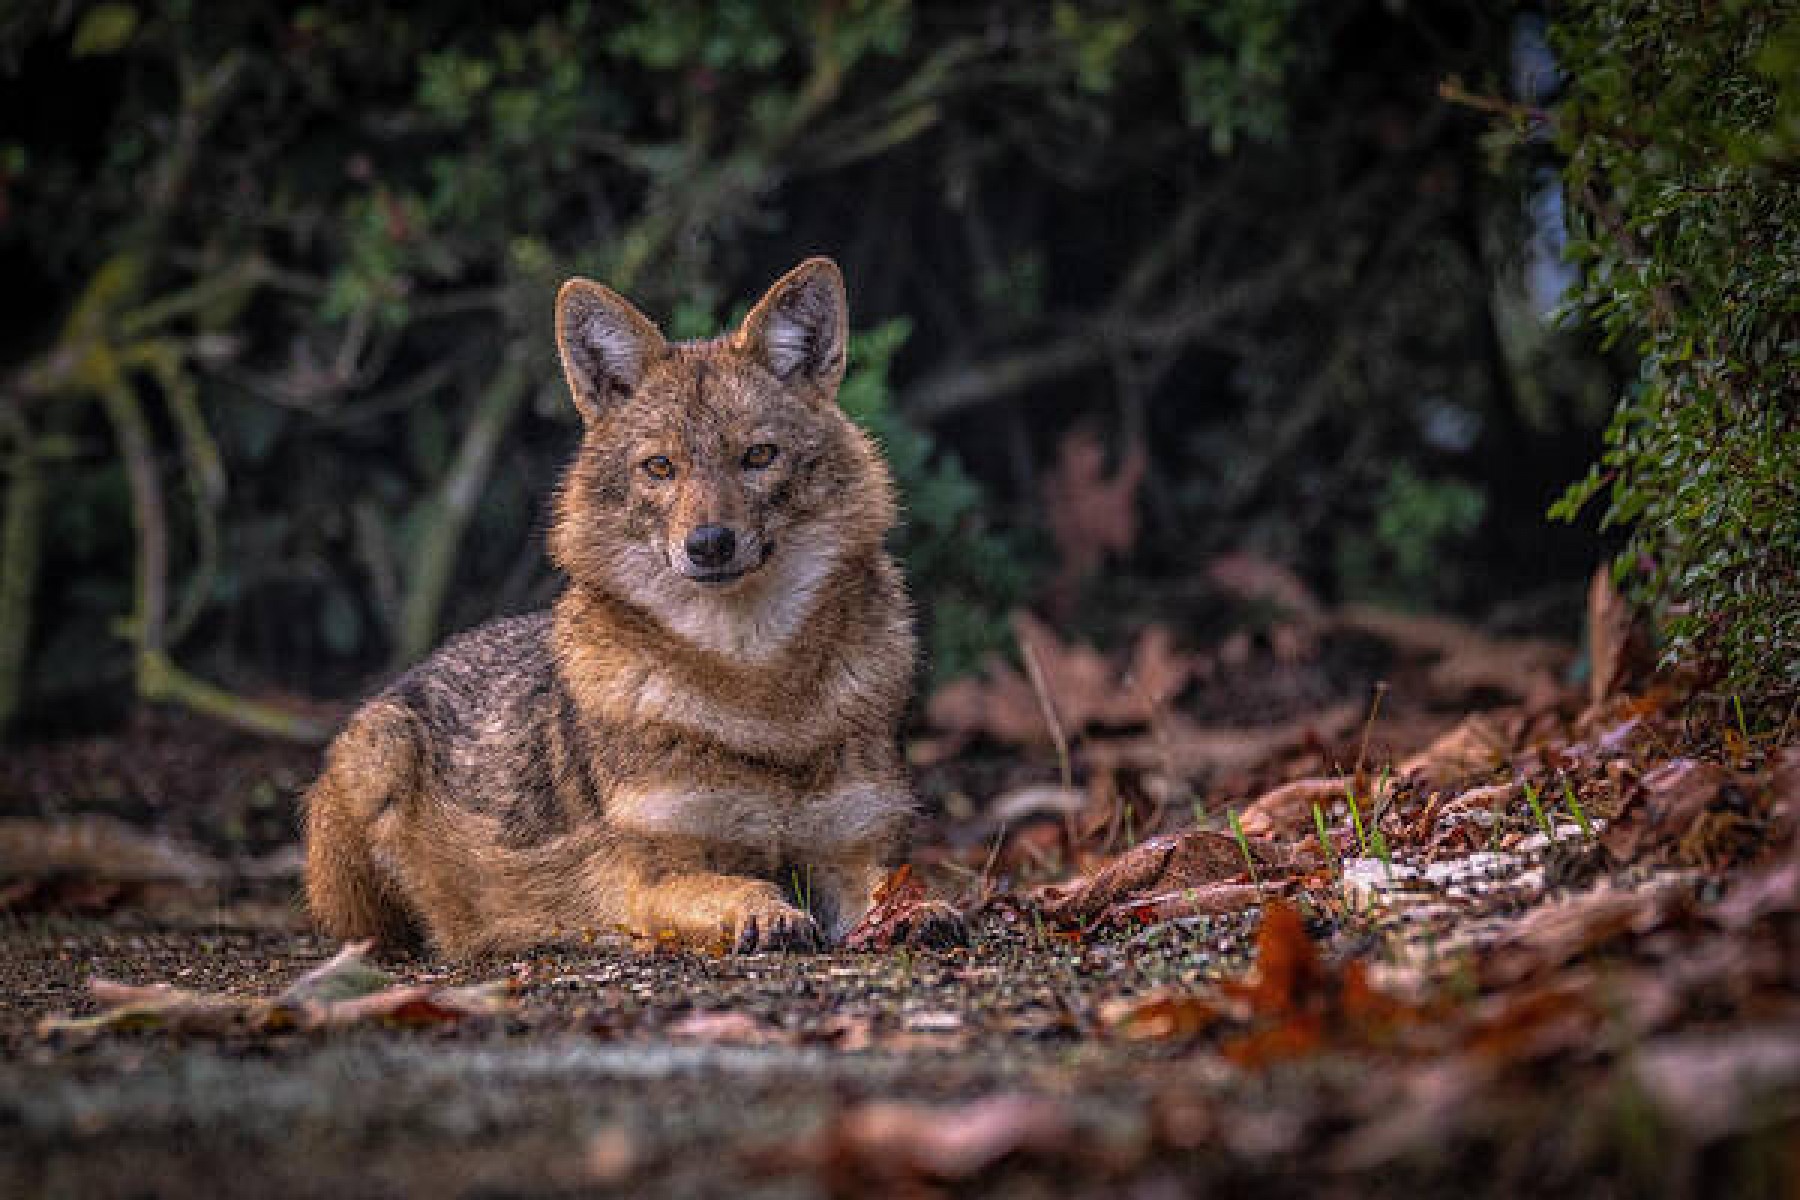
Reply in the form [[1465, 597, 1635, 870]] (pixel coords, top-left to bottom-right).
[[731, 896, 824, 954]]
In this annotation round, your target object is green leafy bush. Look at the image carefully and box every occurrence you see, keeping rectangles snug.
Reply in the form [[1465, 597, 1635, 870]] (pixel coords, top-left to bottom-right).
[[1552, 1, 1800, 697], [838, 321, 1033, 684], [1336, 466, 1487, 609]]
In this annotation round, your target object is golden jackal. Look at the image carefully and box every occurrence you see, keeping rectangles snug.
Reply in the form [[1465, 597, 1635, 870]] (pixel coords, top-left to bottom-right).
[[305, 258, 956, 955]]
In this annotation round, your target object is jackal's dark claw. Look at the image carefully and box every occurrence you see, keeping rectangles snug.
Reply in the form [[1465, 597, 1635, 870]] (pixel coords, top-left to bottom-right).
[[734, 907, 823, 954]]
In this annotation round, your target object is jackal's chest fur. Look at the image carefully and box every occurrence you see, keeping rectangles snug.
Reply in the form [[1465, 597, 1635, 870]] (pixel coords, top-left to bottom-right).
[[545, 571, 916, 861]]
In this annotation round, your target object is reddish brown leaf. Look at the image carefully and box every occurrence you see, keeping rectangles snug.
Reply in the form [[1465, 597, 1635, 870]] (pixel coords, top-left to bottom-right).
[[1102, 992, 1222, 1041], [1401, 712, 1518, 795], [1220, 1015, 1326, 1068], [666, 1010, 788, 1045], [311, 986, 462, 1030], [1586, 564, 1632, 709], [1043, 430, 1146, 608], [1482, 883, 1682, 987], [1083, 700, 1365, 776], [1119, 623, 1192, 718], [1212, 901, 1427, 1068], [1238, 777, 1352, 838], [840, 865, 968, 951], [1098, 882, 1277, 926], [1012, 610, 1119, 736], [924, 665, 1046, 748], [1334, 607, 1570, 706], [1603, 758, 1742, 864], [925, 617, 1195, 750], [1460, 979, 1602, 1064], [1238, 900, 1324, 1016], [37, 941, 515, 1040], [1206, 552, 1325, 624], [1709, 833, 1800, 929], [1036, 830, 1283, 925], [800, 1095, 1085, 1186], [1632, 1029, 1800, 1142]]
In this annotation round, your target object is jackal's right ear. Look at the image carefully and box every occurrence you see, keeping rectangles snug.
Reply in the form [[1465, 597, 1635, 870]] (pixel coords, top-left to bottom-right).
[[735, 257, 848, 396], [555, 278, 666, 423]]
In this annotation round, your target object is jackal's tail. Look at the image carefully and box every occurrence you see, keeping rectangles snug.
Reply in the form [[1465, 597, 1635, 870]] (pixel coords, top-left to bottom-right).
[[303, 702, 420, 948]]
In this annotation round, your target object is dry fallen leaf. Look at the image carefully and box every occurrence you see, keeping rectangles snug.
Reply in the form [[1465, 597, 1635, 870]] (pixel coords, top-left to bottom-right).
[[1035, 830, 1285, 925], [1481, 882, 1681, 988], [1215, 901, 1422, 1068], [1083, 700, 1365, 776], [925, 616, 1196, 751], [1586, 564, 1632, 710], [840, 864, 968, 951], [1206, 552, 1325, 625], [796, 1094, 1087, 1187], [1043, 430, 1147, 610], [0, 816, 230, 915], [37, 941, 515, 1040], [1099, 882, 1279, 927], [1602, 758, 1741, 865], [985, 784, 1088, 828], [583, 1126, 640, 1186], [1101, 992, 1222, 1041], [1401, 713, 1518, 795], [1238, 777, 1354, 838], [1632, 1029, 1800, 1142], [1334, 607, 1570, 706], [665, 1010, 788, 1045], [925, 664, 1047, 748], [1709, 835, 1800, 929], [1119, 623, 1193, 718], [64, 980, 254, 1037], [1234, 900, 1324, 1017]]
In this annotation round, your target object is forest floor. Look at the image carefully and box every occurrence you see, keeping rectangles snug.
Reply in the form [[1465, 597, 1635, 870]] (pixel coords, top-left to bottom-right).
[[3, 565, 1797, 1198]]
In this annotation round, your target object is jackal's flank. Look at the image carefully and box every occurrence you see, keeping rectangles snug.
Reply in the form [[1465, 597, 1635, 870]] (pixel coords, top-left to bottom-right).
[[304, 258, 947, 955]]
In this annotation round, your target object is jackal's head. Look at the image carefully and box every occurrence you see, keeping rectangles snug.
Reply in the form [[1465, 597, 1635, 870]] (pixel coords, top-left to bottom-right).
[[549, 258, 896, 655]]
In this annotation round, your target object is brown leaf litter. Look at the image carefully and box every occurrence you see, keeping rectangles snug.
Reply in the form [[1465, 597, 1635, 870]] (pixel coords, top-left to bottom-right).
[[1030, 829, 1293, 927], [36, 941, 515, 1040]]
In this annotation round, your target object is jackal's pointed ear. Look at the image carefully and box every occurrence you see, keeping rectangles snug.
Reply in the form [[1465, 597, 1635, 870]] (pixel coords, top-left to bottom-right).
[[735, 257, 848, 396], [555, 278, 666, 423]]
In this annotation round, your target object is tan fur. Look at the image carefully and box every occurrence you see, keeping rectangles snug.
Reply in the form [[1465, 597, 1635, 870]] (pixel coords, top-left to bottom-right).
[[304, 259, 928, 956]]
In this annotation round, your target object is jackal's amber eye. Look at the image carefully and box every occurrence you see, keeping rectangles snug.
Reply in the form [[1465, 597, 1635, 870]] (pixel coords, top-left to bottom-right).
[[741, 443, 778, 470], [641, 455, 676, 480]]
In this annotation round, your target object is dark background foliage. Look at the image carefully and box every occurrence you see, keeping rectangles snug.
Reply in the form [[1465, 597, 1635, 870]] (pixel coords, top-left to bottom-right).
[[2, 0, 1778, 741]]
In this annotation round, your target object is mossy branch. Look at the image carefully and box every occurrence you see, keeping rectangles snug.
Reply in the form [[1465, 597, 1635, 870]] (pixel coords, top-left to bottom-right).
[[136, 649, 332, 742], [393, 353, 532, 667], [94, 345, 327, 742]]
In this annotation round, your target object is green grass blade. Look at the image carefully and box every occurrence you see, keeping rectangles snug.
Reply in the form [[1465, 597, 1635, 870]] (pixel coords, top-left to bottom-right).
[[1523, 781, 1554, 841], [1228, 808, 1260, 885], [1345, 784, 1370, 856], [1561, 778, 1595, 840], [1312, 802, 1340, 878]]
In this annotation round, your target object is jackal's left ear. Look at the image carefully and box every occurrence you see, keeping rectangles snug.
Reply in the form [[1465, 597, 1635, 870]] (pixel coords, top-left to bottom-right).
[[556, 278, 667, 424], [735, 257, 848, 396]]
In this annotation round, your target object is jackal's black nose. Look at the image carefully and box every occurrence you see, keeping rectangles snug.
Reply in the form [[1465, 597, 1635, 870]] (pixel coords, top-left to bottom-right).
[[685, 524, 737, 569]]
